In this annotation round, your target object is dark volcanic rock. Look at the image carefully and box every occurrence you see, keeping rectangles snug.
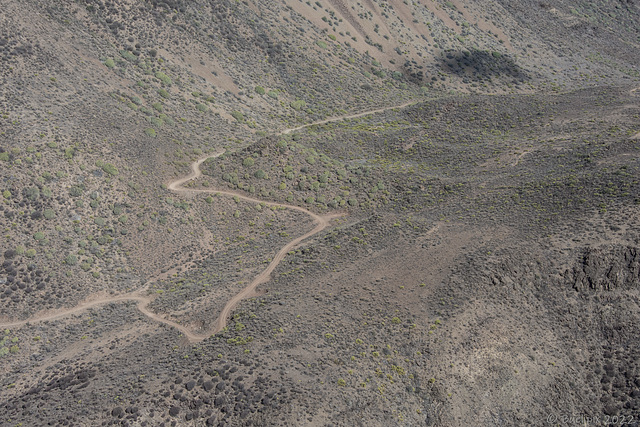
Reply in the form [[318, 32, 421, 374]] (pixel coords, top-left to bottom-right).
[[569, 245, 640, 291]]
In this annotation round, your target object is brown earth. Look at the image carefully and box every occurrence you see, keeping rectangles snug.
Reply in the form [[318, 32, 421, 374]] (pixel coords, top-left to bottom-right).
[[1, 0, 640, 426]]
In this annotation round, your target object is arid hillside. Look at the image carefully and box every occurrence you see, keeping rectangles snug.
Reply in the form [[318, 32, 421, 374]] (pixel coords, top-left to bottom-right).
[[1, 0, 639, 426]]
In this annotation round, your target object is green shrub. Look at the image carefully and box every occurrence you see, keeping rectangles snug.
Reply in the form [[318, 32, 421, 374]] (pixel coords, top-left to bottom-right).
[[267, 90, 278, 99], [196, 103, 208, 112], [33, 232, 45, 241], [25, 187, 40, 201], [152, 102, 163, 112], [231, 111, 244, 122], [118, 215, 128, 224], [318, 172, 329, 183], [65, 254, 78, 266], [120, 50, 136, 61], [316, 40, 328, 49], [155, 71, 172, 85], [101, 163, 119, 176], [145, 128, 157, 138], [290, 100, 306, 111], [243, 158, 255, 167], [255, 86, 265, 95], [44, 209, 55, 219], [149, 116, 164, 127], [2, 190, 10, 199], [25, 249, 36, 258], [104, 58, 115, 68], [94, 217, 105, 226], [254, 169, 266, 179], [159, 114, 174, 126], [139, 106, 153, 116], [328, 34, 337, 41], [0, 152, 9, 162], [69, 186, 83, 197], [131, 96, 142, 105], [158, 88, 170, 98]]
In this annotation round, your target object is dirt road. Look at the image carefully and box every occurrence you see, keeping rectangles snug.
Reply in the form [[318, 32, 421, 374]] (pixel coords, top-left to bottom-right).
[[166, 153, 343, 335], [0, 99, 420, 342]]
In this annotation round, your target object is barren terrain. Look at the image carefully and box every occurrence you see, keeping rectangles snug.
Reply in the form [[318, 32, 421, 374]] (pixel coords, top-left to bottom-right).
[[1, 0, 640, 426]]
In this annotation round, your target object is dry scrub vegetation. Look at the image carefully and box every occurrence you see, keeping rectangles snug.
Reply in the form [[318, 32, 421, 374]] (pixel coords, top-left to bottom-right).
[[1, 0, 640, 425]]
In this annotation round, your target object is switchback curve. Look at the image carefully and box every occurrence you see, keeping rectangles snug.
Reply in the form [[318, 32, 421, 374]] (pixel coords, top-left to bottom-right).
[[0, 99, 420, 342]]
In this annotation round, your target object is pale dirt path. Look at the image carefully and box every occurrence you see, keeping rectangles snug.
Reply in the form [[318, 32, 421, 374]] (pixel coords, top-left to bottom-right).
[[0, 291, 210, 342], [167, 153, 343, 336], [0, 99, 421, 342], [512, 151, 529, 166], [282, 99, 418, 135]]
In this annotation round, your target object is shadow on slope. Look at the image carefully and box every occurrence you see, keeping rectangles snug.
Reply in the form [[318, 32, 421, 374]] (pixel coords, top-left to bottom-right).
[[437, 49, 529, 84]]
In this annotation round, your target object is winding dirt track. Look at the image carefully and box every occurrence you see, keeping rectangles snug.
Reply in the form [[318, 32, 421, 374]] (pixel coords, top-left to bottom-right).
[[168, 154, 343, 337], [0, 294, 201, 341], [0, 99, 419, 343]]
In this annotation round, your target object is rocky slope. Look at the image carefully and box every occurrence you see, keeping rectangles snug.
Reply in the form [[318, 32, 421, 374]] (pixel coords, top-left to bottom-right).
[[1, 0, 639, 426]]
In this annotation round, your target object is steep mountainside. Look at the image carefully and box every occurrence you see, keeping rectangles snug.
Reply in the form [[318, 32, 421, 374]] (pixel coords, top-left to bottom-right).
[[1, 0, 639, 426]]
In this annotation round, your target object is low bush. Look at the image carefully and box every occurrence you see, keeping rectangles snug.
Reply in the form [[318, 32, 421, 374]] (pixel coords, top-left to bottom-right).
[[155, 71, 172, 85]]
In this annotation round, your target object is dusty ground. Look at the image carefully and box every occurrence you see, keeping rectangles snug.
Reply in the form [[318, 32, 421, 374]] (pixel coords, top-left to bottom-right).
[[1, 0, 640, 426]]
